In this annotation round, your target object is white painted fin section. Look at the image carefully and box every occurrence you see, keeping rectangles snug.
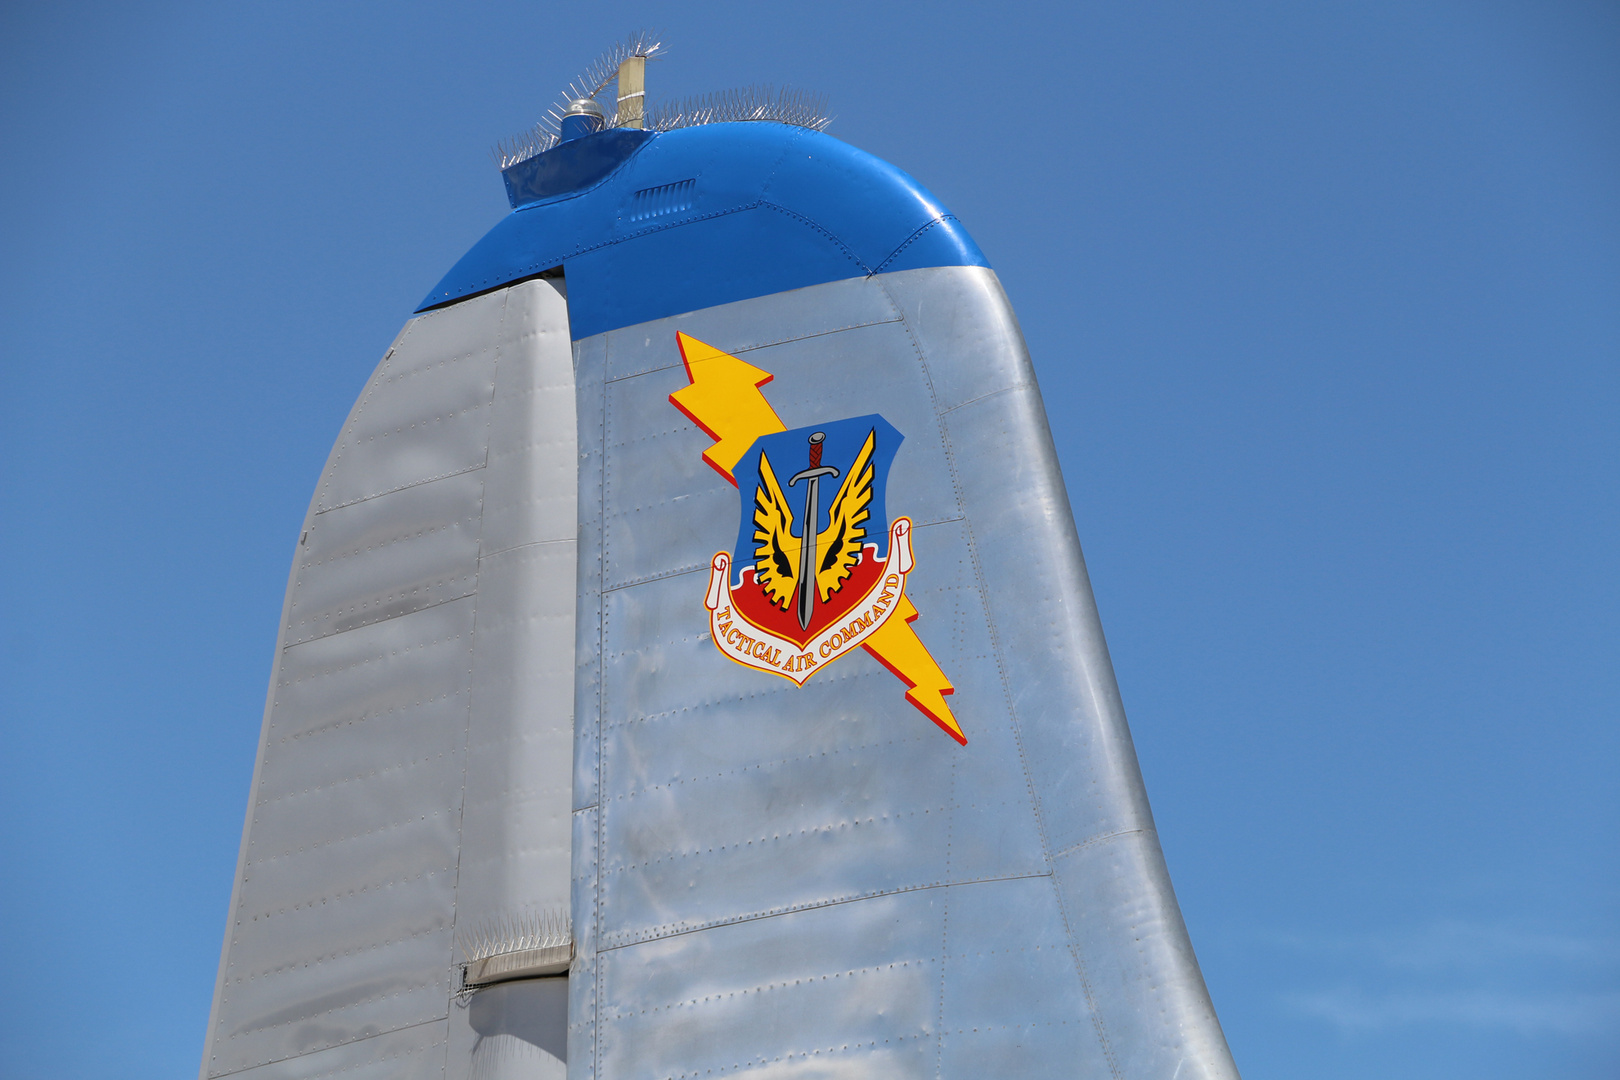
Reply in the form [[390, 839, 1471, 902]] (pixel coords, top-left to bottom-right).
[[199, 278, 576, 1080]]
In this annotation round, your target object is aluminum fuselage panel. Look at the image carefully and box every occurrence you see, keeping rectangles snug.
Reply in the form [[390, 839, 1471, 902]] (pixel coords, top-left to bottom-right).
[[570, 265, 1236, 1079]]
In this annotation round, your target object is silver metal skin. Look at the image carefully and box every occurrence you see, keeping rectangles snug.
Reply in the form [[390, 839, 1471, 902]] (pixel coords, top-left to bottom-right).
[[571, 266, 1238, 1079], [204, 264, 1237, 1079], [199, 278, 577, 1080]]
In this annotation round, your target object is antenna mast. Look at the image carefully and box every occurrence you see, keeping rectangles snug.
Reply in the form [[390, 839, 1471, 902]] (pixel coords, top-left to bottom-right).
[[617, 54, 646, 129]]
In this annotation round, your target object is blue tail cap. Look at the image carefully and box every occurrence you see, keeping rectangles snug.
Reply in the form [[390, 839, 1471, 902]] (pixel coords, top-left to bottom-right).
[[420, 123, 990, 339]]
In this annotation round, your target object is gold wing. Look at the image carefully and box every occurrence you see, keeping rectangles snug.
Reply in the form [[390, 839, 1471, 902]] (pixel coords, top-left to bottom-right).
[[752, 449, 800, 610], [814, 429, 875, 601]]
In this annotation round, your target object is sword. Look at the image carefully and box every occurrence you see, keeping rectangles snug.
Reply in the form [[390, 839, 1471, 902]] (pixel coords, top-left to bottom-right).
[[788, 431, 840, 630]]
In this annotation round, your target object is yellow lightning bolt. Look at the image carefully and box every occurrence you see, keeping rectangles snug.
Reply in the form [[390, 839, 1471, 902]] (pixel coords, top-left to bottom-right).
[[669, 331, 785, 484], [861, 597, 964, 745], [668, 332, 965, 745]]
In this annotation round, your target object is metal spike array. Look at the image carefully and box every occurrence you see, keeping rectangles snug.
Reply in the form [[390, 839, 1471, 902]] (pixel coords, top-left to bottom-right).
[[455, 906, 571, 964], [493, 35, 833, 171], [646, 85, 832, 134], [493, 31, 665, 169]]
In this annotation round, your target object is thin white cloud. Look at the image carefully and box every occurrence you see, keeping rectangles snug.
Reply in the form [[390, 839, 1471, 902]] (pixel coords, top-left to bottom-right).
[[1258, 920, 1620, 972], [1285, 987, 1620, 1037], [1255, 919, 1620, 1040]]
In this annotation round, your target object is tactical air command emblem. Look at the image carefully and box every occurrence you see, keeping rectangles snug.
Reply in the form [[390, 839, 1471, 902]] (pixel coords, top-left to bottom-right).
[[669, 332, 964, 745]]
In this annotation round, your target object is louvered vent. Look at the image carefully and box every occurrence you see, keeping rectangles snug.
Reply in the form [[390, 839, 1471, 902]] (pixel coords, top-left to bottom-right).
[[629, 178, 697, 223]]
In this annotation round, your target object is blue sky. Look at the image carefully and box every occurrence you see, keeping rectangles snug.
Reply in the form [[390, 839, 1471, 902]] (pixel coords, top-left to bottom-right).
[[1, 2, 1615, 1077]]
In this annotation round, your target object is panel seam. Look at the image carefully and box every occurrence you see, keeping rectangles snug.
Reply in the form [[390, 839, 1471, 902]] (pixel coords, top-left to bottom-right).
[[208, 1016, 445, 1079], [595, 871, 1051, 952], [871, 216, 958, 276], [315, 460, 488, 516], [479, 535, 577, 561], [937, 380, 1037, 417], [1050, 827, 1153, 863], [280, 590, 477, 651], [600, 315, 903, 385], [592, 327, 611, 1080], [439, 287, 507, 1075]]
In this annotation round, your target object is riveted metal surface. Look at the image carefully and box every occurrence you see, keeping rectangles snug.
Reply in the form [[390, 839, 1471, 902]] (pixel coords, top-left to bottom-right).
[[567, 805, 601, 1080], [570, 331, 609, 823], [313, 291, 504, 514], [249, 600, 476, 809], [567, 328, 608, 1080], [939, 382, 1155, 852], [936, 877, 1099, 1076], [876, 263, 1035, 413], [597, 890, 942, 1080], [590, 559, 1046, 947], [454, 543, 576, 935], [599, 274, 900, 384], [209, 571, 473, 1077], [285, 471, 484, 647], [571, 265, 1238, 1080], [203, 279, 580, 1080], [1053, 833, 1235, 1079], [213, 1020, 449, 1080]]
